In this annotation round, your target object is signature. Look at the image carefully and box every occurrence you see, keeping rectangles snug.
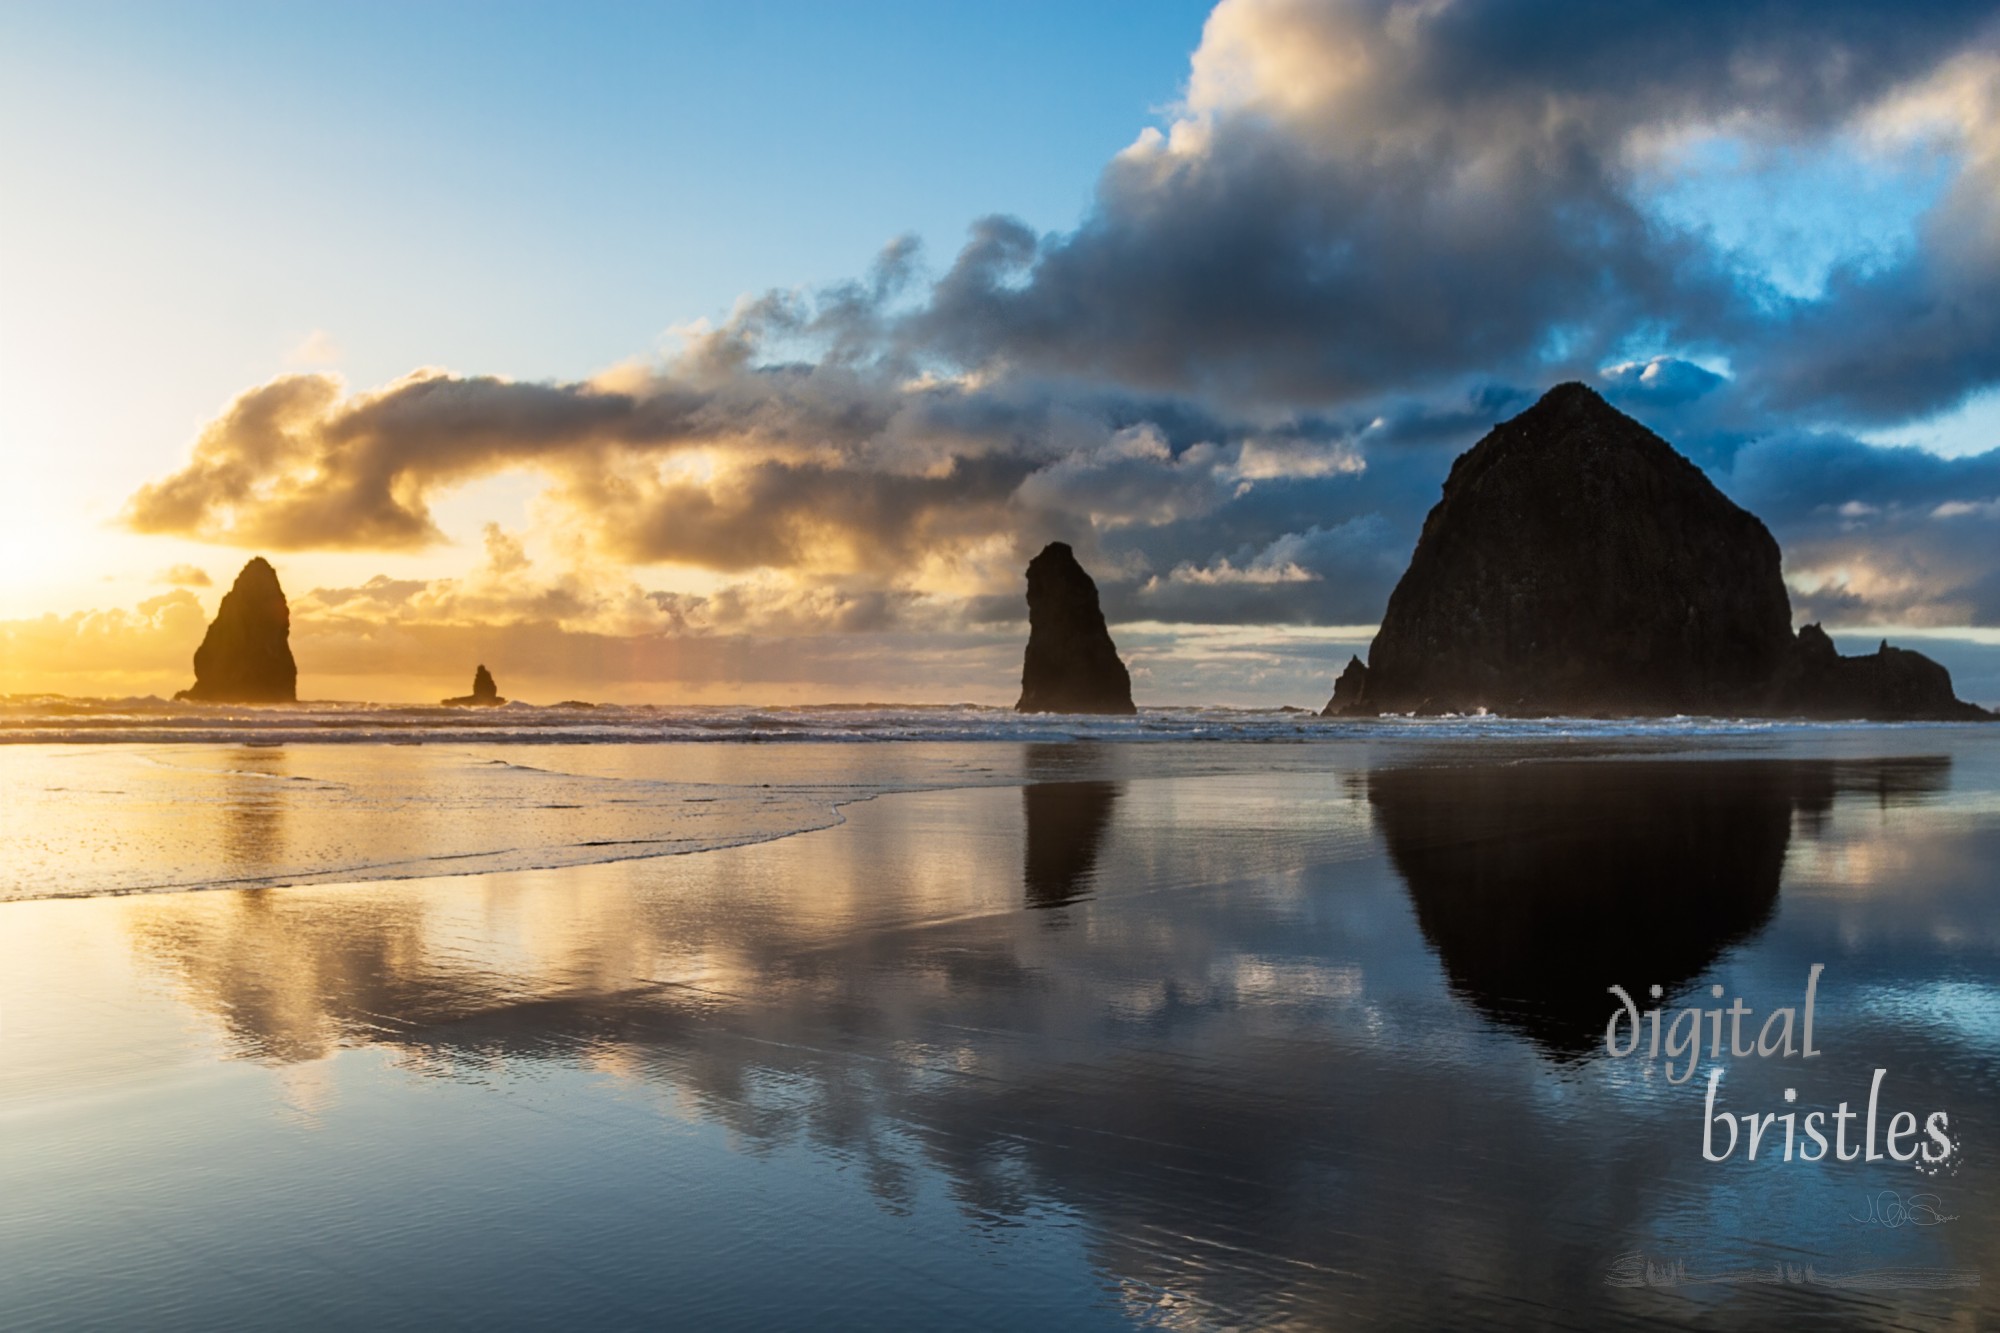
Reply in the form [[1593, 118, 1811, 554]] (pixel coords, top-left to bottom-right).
[[1607, 1253, 1979, 1291], [1851, 1191, 1957, 1228]]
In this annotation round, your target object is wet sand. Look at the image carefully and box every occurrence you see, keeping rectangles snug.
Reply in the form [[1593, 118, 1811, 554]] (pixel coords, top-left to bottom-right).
[[3, 733, 1998, 1329]]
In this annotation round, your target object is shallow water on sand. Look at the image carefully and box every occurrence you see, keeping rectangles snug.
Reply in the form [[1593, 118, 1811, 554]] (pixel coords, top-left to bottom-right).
[[3, 730, 1998, 1329]]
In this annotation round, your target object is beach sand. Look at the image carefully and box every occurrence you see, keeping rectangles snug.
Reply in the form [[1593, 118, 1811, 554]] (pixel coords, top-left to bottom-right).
[[3, 731, 1998, 1329]]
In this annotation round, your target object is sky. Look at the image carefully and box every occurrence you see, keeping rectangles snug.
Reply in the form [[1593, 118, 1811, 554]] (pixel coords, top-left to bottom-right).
[[4, 0, 2000, 705]]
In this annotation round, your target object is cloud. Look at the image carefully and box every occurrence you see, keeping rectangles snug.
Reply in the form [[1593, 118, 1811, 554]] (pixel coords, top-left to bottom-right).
[[1741, 52, 2000, 419], [907, 0, 2000, 408], [121, 351, 1050, 559], [285, 329, 341, 366], [117, 0, 2000, 646], [155, 564, 212, 588], [1126, 515, 1408, 625], [0, 591, 211, 695], [1599, 356, 1726, 407], [1717, 431, 2000, 624], [125, 371, 641, 549], [480, 522, 530, 575], [119, 302, 1445, 628]]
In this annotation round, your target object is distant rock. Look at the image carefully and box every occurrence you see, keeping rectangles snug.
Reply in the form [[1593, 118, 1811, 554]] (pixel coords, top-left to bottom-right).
[[1774, 625, 1991, 721], [1015, 542, 1136, 715], [442, 665, 506, 707], [174, 557, 297, 703], [1327, 384, 1991, 721]]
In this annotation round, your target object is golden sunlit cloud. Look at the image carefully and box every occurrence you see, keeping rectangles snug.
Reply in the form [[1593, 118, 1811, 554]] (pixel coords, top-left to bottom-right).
[[155, 564, 213, 587], [114, 300, 1394, 623]]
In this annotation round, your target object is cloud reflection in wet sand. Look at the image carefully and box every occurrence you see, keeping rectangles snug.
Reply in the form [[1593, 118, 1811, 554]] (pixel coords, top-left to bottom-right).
[[30, 743, 2000, 1327]]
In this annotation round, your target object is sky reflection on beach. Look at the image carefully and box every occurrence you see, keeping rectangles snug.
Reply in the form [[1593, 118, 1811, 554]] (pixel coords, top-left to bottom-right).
[[3, 734, 1998, 1329]]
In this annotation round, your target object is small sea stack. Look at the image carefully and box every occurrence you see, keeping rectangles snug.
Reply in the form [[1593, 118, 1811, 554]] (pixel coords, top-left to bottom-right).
[[1015, 542, 1136, 715], [1321, 656, 1370, 717], [442, 665, 506, 707], [174, 557, 297, 703]]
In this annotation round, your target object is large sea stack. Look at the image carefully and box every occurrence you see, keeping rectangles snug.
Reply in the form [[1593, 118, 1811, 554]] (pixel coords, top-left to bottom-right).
[[1326, 383, 1989, 720], [175, 557, 298, 703], [1016, 542, 1136, 714]]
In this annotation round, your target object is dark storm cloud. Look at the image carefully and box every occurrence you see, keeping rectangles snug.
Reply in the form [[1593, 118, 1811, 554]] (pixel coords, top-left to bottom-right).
[[1718, 431, 2000, 624], [562, 454, 1038, 573], [1749, 242, 2000, 422], [1729, 432, 2000, 515], [901, 0, 2000, 408]]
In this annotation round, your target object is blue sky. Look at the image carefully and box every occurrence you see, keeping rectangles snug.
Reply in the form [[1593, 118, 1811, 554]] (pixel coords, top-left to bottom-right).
[[4, 0, 2000, 703], [1, 1, 1213, 383], [0, 0, 1212, 624]]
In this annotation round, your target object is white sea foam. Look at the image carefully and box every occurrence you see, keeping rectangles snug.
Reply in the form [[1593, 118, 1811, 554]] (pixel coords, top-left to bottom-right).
[[0, 695, 1899, 745], [3, 697, 1972, 904]]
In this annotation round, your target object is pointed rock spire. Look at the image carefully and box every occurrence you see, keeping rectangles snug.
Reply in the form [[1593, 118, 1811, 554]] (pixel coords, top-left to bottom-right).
[[1321, 655, 1371, 717], [174, 557, 297, 703], [1015, 542, 1135, 715], [443, 664, 507, 707]]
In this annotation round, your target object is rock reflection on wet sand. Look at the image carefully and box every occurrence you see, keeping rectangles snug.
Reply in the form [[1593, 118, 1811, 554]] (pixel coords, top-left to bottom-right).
[[2, 735, 1998, 1330]]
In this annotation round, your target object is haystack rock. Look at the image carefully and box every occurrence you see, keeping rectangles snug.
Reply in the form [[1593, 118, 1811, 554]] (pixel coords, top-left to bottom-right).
[[1015, 542, 1136, 714], [443, 665, 506, 707], [174, 557, 297, 703], [1326, 383, 1990, 720]]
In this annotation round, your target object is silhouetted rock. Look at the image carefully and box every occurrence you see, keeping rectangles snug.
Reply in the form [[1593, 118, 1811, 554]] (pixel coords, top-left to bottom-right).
[[1016, 543, 1136, 714], [174, 557, 297, 703], [442, 664, 506, 707], [1321, 656, 1371, 717], [1330, 384, 1991, 720], [1359, 383, 1793, 714], [1774, 626, 1991, 721]]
